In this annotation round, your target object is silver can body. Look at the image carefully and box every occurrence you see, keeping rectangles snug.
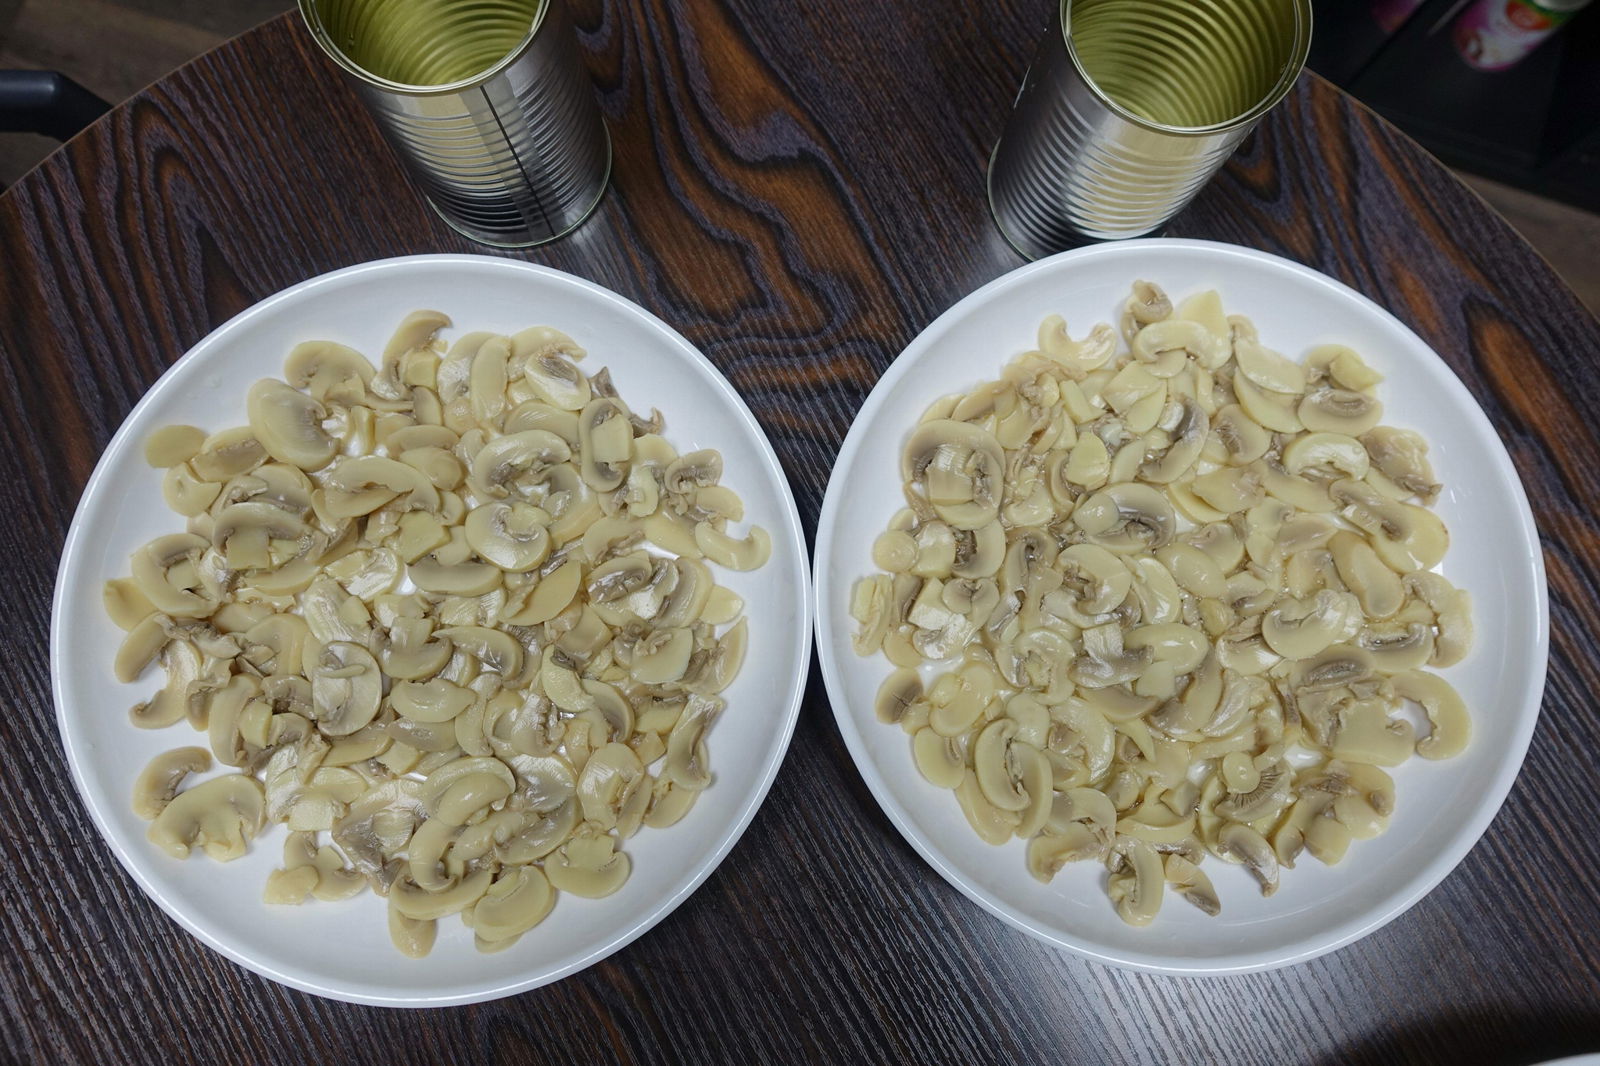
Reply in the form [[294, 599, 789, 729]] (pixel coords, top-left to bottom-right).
[[301, 0, 610, 248], [989, 0, 1310, 257]]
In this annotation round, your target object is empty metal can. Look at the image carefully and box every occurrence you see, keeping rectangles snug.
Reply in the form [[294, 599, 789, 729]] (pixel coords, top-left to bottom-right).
[[989, 0, 1312, 257], [300, 0, 610, 248]]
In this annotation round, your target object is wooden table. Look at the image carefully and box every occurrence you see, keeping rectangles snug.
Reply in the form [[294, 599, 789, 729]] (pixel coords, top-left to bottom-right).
[[3, 5, 1598, 1064]]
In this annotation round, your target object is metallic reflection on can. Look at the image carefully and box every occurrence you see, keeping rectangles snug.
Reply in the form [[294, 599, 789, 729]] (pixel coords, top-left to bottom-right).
[[300, 0, 610, 248], [989, 0, 1311, 258]]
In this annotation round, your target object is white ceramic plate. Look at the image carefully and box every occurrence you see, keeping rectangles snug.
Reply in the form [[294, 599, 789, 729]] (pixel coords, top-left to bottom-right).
[[813, 239, 1548, 975], [52, 255, 812, 1006]]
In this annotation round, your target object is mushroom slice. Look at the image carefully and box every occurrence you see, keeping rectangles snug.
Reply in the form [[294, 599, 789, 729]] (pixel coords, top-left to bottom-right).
[[324, 455, 441, 518], [471, 867, 556, 949], [309, 641, 383, 736], [470, 430, 572, 498], [1282, 432, 1370, 481], [1107, 839, 1165, 926], [409, 557, 503, 597], [284, 340, 375, 404], [576, 742, 647, 830], [663, 694, 722, 791], [391, 678, 475, 724], [519, 353, 592, 412], [1300, 386, 1383, 436], [418, 756, 516, 825], [1328, 531, 1403, 619], [1026, 825, 1105, 882], [1330, 478, 1447, 571], [954, 769, 1020, 845], [1405, 571, 1474, 668], [1358, 622, 1435, 673], [694, 522, 771, 571], [1232, 374, 1303, 434], [1331, 699, 1416, 766], [1209, 404, 1271, 466], [1164, 854, 1220, 916], [246, 379, 336, 471], [544, 830, 631, 898], [190, 427, 267, 483], [144, 424, 207, 469], [390, 869, 494, 921], [912, 728, 966, 790], [1392, 670, 1471, 760], [1262, 589, 1360, 660], [903, 420, 1006, 530], [875, 669, 924, 725], [1362, 426, 1440, 503], [130, 533, 219, 619], [132, 747, 213, 820], [1213, 823, 1279, 897], [163, 462, 222, 517], [147, 774, 265, 861], [1140, 397, 1207, 483], [1073, 483, 1175, 554], [973, 719, 1031, 812], [577, 398, 633, 491]]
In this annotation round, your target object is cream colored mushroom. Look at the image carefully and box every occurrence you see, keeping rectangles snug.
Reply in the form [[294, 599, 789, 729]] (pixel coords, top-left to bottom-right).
[[147, 774, 265, 861], [309, 641, 382, 736], [694, 522, 771, 571], [903, 420, 1006, 530], [246, 379, 336, 471], [284, 340, 375, 404], [1107, 839, 1164, 926], [471, 867, 556, 948], [1392, 671, 1471, 759], [1262, 589, 1360, 659], [132, 747, 213, 820], [1073, 482, 1175, 553], [544, 830, 631, 897]]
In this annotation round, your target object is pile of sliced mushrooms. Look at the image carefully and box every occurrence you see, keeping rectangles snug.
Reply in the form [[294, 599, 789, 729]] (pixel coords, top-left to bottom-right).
[[108, 312, 769, 956], [852, 282, 1472, 925]]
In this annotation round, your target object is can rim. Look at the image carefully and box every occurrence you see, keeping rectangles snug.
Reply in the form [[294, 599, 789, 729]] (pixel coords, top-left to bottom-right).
[[1060, 0, 1314, 136], [296, 0, 550, 96]]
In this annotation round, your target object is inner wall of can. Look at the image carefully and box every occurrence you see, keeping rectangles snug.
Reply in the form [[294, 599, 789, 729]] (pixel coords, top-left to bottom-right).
[[301, 0, 547, 92], [988, 0, 1310, 255], [298, 0, 610, 247], [1065, 0, 1311, 133]]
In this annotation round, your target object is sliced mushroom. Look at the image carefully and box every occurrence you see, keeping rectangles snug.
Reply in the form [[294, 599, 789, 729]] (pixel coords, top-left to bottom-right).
[[694, 522, 771, 571], [284, 340, 375, 404], [132, 747, 213, 820], [1213, 823, 1279, 896], [147, 774, 265, 861], [1073, 483, 1175, 553], [1392, 670, 1471, 760], [1330, 478, 1447, 571], [903, 420, 1006, 530], [309, 641, 382, 736], [245, 379, 336, 472], [577, 398, 633, 491], [1107, 839, 1164, 926], [471, 866, 556, 948], [544, 830, 632, 898]]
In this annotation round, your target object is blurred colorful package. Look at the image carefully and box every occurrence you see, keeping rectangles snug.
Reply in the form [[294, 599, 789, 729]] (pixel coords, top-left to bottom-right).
[[1453, 0, 1593, 70]]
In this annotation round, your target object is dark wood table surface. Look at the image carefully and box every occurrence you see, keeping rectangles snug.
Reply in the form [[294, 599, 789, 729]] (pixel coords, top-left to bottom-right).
[[4, 3, 1600, 1064]]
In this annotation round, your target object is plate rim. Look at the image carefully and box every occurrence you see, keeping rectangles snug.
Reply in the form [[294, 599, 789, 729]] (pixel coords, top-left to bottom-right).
[[811, 237, 1550, 976], [51, 253, 814, 1006]]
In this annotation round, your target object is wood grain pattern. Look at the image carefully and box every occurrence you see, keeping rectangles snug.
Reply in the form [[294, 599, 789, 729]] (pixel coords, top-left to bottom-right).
[[2, 3, 1599, 1064]]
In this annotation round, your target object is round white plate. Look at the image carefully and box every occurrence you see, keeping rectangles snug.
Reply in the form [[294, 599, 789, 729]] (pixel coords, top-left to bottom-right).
[[53, 254, 812, 1006], [813, 238, 1548, 975]]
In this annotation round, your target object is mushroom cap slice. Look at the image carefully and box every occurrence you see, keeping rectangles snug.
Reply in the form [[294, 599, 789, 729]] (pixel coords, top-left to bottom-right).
[[309, 641, 383, 736], [903, 420, 1006, 530], [1073, 483, 1175, 554], [246, 379, 336, 472], [471, 867, 556, 948], [147, 774, 266, 861], [132, 747, 213, 821], [544, 830, 631, 897], [284, 340, 375, 404]]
